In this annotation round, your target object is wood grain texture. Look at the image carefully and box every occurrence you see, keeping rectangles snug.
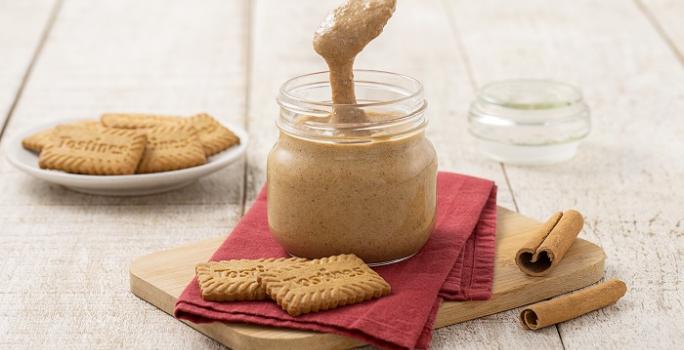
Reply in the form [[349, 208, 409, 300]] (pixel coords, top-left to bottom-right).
[[0, 0, 56, 128], [638, 0, 684, 65], [0, 0, 681, 348], [446, 0, 684, 348], [129, 208, 605, 350], [0, 0, 248, 348]]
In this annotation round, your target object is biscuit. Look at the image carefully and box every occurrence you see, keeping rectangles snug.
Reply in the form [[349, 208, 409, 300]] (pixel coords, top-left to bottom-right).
[[196, 258, 307, 302], [38, 127, 146, 175], [188, 113, 240, 156], [136, 124, 207, 173], [100, 113, 183, 129], [22, 128, 54, 153], [22, 120, 101, 153], [260, 254, 391, 316]]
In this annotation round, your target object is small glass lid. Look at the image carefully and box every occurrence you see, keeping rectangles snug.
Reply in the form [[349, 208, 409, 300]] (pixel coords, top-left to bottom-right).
[[479, 79, 582, 111], [468, 79, 591, 165]]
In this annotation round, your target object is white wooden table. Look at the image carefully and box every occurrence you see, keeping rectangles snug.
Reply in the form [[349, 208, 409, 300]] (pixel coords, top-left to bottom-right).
[[1, 0, 682, 349]]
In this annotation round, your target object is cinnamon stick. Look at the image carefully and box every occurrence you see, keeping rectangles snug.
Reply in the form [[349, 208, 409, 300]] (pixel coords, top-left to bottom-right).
[[515, 210, 584, 276], [520, 279, 627, 330]]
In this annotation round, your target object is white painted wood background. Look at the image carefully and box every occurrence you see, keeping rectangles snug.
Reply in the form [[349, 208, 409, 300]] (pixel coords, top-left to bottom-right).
[[0, 0, 682, 349]]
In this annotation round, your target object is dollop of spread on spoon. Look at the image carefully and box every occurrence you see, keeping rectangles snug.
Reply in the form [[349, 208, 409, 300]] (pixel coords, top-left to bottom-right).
[[313, 0, 396, 123]]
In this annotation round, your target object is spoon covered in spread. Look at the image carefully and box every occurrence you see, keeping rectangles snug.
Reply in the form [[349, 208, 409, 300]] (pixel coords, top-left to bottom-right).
[[313, 0, 397, 123]]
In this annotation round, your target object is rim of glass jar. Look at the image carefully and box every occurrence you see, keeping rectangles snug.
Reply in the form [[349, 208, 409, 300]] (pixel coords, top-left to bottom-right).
[[276, 70, 427, 142]]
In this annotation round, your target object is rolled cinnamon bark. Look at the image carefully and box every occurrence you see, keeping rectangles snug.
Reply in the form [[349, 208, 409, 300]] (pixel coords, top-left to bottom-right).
[[515, 210, 584, 276], [520, 279, 627, 330]]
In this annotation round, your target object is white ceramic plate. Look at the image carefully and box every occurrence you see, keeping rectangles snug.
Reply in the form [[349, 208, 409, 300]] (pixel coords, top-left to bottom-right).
[[5, 119, 248, 196]]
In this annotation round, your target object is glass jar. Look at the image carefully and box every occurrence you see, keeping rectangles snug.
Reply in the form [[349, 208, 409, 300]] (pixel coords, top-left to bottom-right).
[[268, 70, 437, 265], [469, 79, 591, 165]]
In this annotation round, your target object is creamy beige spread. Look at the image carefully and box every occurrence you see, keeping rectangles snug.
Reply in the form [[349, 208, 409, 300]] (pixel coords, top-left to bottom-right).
[[268, 131, 437, 263], [313, 0, 396, 123], [268, 0, 437, 264]]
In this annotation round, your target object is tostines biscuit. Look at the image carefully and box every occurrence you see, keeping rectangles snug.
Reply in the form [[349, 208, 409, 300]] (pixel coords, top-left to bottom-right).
[[259, 254, 391, 316], [136, 124, 207, 173], [22, 120, 101, 153], [188, 113, 240, 156], [100, 113, 183, 129], [22, 129, 54, 154], [38, 126, 146, 175], [196, 258, 308, 302]]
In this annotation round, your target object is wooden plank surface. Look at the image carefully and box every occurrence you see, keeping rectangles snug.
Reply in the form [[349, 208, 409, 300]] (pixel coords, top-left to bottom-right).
[[129, 208, 605, 350], [0, 0, 682, 349], [445, 0, 684, 348], [0, 0, 249, 348], [639, 0, 684, 65], [0, 0, 57, 129]]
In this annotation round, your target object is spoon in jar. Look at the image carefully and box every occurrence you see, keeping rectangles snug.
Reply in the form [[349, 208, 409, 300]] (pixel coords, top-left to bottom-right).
[[313, 0, 397, 124]]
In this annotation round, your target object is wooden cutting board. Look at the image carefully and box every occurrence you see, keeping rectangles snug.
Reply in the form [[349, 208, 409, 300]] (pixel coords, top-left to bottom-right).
[[130, 207, 605, 349]]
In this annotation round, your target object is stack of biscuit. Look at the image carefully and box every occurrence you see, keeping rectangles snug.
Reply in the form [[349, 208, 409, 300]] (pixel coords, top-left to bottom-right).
[[22, 113, 240, 175], [195, 254, 391, 316]]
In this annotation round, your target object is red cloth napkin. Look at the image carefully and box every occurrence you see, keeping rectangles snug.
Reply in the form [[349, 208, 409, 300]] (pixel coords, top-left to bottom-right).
[[175, 172, 497, 350]]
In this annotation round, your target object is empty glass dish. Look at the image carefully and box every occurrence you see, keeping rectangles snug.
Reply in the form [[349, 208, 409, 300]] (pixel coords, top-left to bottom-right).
[[468, 79, 591, 165]]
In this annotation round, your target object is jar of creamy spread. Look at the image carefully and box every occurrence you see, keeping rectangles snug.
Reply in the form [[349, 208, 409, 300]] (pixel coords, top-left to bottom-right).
[[267, 70, 437, 265]]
